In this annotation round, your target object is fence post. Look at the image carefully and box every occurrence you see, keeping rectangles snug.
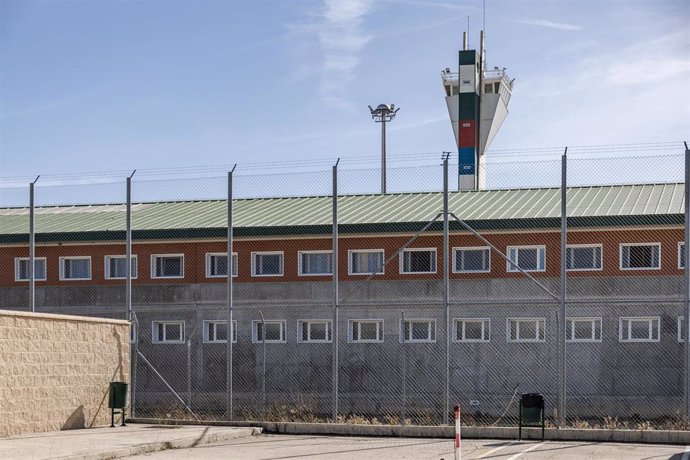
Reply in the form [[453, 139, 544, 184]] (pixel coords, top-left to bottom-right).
[[401, 310, 406, 426], [227, 166, 236, 421], [260, 310, 266, 420], [558, 148, 568, 428], [332, 159, 339, 423], [443, 155, 450, 425], [29, 176, 39, 313], [683, 142, 690, 428], [454, 405, 462, 460], [126, 171, 135, 416]]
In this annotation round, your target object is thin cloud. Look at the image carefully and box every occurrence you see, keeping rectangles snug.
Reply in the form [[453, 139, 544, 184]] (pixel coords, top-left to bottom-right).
[[520, 19, 582, 31]]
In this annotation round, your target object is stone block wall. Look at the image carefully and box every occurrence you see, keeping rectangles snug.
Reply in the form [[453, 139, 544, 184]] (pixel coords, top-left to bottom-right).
[[0, 310, 130, 437]]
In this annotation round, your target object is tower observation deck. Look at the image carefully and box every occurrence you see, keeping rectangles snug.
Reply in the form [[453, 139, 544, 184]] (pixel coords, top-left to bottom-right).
[[442, 34, 514, 191]]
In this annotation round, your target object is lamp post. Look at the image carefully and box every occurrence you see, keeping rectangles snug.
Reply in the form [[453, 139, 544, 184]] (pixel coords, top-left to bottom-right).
[[368, 104, 399, 194]]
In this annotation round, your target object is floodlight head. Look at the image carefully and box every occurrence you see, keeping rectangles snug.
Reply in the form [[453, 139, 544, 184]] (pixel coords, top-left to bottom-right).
[[369, 103, 399, 122]]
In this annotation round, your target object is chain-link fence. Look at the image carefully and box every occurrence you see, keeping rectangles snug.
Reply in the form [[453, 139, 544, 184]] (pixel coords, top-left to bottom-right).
[[0, 144, 688, 430]]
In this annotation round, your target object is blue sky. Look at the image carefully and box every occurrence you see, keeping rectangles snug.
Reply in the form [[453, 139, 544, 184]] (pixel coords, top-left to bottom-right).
[[1, 0, 688, 178]]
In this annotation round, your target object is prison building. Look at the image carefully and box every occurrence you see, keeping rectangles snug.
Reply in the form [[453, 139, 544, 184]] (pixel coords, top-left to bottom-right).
[[0, 182, 686, 420]]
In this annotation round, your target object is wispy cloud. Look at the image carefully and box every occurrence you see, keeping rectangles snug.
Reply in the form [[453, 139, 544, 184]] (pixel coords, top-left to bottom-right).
[[520, 19, 582, 31], [317, 0, 373, 108]]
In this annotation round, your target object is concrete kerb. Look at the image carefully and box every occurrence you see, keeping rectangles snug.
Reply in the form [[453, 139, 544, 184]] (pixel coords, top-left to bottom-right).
[[130, 418, 690, 445]]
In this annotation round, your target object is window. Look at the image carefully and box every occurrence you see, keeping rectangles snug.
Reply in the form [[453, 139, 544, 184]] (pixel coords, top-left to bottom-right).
[[620, 243, 660, 270], [507, 318, 545, 342], [151, 254, 184, 278], [680, 242, 686, 269], [252, 320, 286, 343], [203, 320, 237, 343], [401, 319, 436, 343], [679, 317, 685, 343], [454, 318, 490, 342], [400, 248, 436, 274], [297, 320, 332, 343], [349, 250, 384, 275], [105, 255, 138, 279], [152, 321, 185, 343], [59, 257, 91, 280], [619, 317, 660, 342], [507, 246, 546, 272], [349, 319, 384, 343], [14, 257, 46, 281], [566, 245, 602, 271], [453, 247, 491, 273], [566, 317, 602, 342], [252, 252, 284, 277], [130, 323, 137, 344], [298, 251, 332, 276], [205, 253, 238, 278]]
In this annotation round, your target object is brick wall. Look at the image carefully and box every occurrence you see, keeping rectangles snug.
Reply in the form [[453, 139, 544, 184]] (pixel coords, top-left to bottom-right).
[[0, 310, 130, 437]]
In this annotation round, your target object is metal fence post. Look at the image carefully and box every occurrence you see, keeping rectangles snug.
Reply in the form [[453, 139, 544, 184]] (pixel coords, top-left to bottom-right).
[[260, 310, 266, 420], [401, 310, 406, 426], [558, 148, 568, 428], [126, 171, 135, 416], [332, 159, 339, 423], [29, 176, 39, 313], [443, 155, 450, 425], [227, 166, 236, 421], [683, 142, 690, 428]]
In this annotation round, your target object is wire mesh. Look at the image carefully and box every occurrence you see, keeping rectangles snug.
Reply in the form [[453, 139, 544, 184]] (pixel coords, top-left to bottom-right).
[[1, 146, 687, 430]]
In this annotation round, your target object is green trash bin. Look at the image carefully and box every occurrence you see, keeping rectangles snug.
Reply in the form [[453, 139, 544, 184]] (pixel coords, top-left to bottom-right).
[[108, 382, 128, 427], [518, 393, 544, 441]]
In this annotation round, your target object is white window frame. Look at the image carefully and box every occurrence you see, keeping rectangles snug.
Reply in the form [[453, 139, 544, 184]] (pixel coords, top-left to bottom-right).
[[59, 256, 92, 281], [619, 316, 660, 343], [399, 247, 437, 274], [298, 250, 333, 276], [679, 242, 686, 270], [205, 252, 238, 278], [151, 254, 185, 279], [400, 318, 437, 343], [453, 318, 490, 343], [104, 255, 138, 280], [506, 246, 546, 273], [348, 319, 384, 343], [348, 249, 385, 276], [251, 251, 284, 277], [252, 320, 286, 343], [565, 244, 602, 272], [679, 316, 685, 343], [152, 321, 185, 344], [203, 320, 237, 343], [565, 317, 602, 343], [297, 319, 332, 343], [452, 246, 491, 273], [14, 257, 47, 282], [507, 318, 546, 343], [619, 242, 661, 271]]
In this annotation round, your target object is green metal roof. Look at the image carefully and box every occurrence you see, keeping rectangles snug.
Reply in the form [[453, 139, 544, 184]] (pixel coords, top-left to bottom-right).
[[0, 183, 684, 243]]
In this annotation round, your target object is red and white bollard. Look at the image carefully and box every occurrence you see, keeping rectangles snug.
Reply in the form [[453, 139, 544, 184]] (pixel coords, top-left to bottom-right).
[[454, 405, 462, 460]]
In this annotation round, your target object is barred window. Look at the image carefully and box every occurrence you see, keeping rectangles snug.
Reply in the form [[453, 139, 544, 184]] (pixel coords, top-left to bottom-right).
[[349, 250, 384, 275], [454, 319, 490, 342], [619, 317, 660, 342], [252, 252, 283, 277], [152, 321, 185, 343], [105, 255, 138, 279], [401, 319, 436, 343], [252, 320, 286, 343], [507, 318, 545, 343], [400, 248, 436, 274], [203, 320, 237, 343], [349, 320, 384, 343], [152, 254, 184, 278], [453, 247, 490, 273], [60, 257, 91, 280], [507, 246, 545, 272], [566, 245, 602, 271], [298, 320, 332, 343], [566, 317, 602, 342], [299, 251, 332, 276], [620, 243, 660, 270], [15, 258, 47, 281], [205, 253, 238, 277]]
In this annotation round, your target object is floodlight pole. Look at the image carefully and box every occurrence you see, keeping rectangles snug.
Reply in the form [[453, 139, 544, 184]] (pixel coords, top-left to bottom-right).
[[369, 104, 399, 194]]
